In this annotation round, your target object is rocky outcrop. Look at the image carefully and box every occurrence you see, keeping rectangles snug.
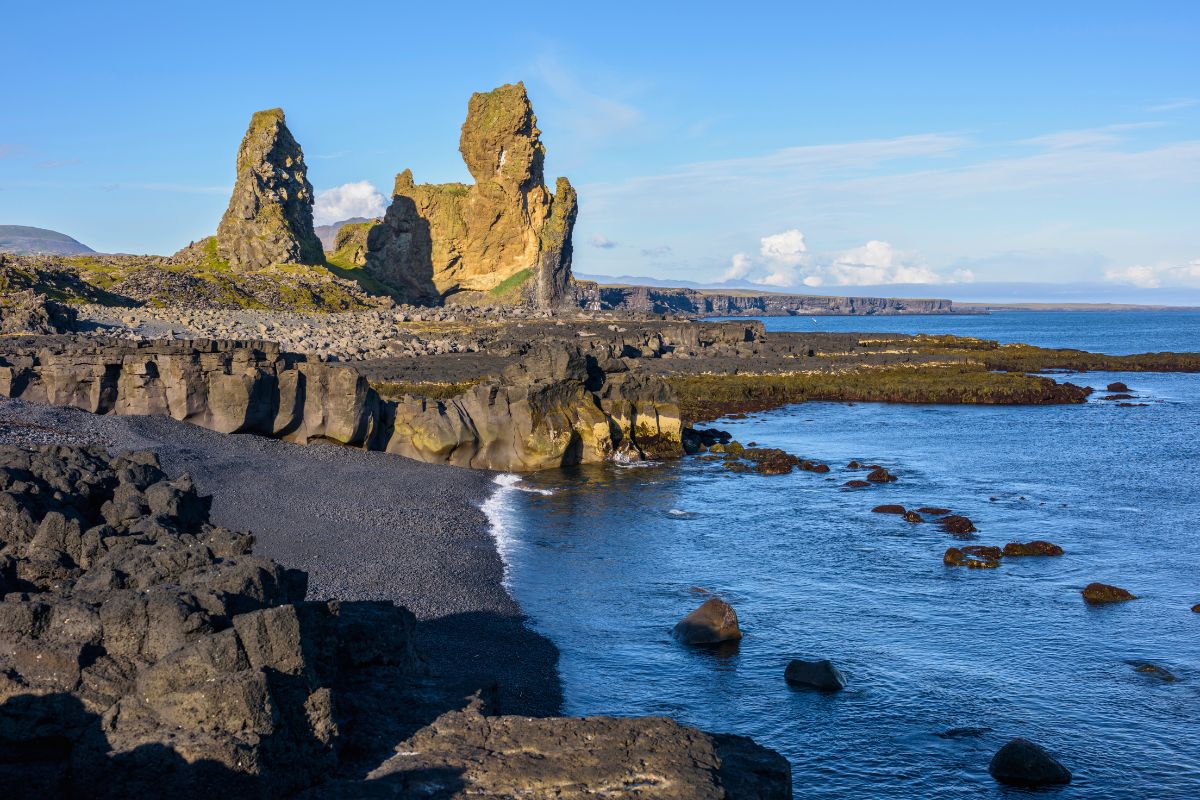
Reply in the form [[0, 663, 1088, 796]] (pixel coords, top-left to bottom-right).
[[0, 446, 791, 799], [365, 83, 578, 308], [578, 284, 955, 316], [988, 738, 1072, 787], [215, 109, 324, 271], [0, 338, 682, 472], [360, 701, 792, 799], [1081, 582, 1136, 603], [673, 598, 743, 645], [783, 659, 846, 691], [0, 289, 77, 334]]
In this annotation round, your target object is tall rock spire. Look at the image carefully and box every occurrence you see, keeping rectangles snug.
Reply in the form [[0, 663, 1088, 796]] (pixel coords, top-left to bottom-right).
[[216, 108, 323, 271], [364, 83, 577, 307]]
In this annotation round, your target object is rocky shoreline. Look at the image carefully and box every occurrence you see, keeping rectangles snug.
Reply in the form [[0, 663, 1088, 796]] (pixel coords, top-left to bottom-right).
[[0, 398, 791, 798]]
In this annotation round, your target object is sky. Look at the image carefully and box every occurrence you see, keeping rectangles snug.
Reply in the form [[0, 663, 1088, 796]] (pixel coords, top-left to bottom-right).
[[3, 1, 1198, 303]]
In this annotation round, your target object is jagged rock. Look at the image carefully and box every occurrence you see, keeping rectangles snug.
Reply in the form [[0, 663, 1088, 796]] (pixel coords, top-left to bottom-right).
[[214, 108, 324, 271], [784, 659, 845, 691], [0, 289, 77, 334], [1082, 582, 1136, 603], [937, 514, 977, 535], [672, 597, 742, 645], [365, 83, 578, 308], [988, 737, 1072, 786], [943, 547, 999, 569]]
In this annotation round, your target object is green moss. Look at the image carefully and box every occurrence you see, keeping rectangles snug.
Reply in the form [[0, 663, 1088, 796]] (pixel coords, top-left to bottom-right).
[[669, 364, 1090, 423], [372, 379, 484, 401], [488, 268, 533, 298]]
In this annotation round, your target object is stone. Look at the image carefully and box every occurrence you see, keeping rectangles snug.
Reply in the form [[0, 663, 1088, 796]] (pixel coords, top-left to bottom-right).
[[672, 597, 742, 645], [0, 289, 77, 334], [902, 511, 924, 523], [988, 737, 1072, 786], [866, 467, 896, 483], [784, 659, 846, 691], [1003, 540, 1064, 556], [1082, 582, 1137, 603], [365, 83, 578, 308], [943, 547, 1000, 569], [916, 506, 951, 515], [1106, 382, 1130, 392], [843, 479, 871, 488], [871, 504, 906, 514], [1192, 603, 1200, 613], [214, 108, 323, 271], [1131, 662, 1177, 682], [961, 545, 1003, 561], [937, 514, 977, 535]]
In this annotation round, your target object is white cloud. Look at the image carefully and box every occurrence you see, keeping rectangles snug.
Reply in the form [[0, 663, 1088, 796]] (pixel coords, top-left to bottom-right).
[[1147, 98, 1199, 112], [722, 252, 753, 281], [1105, 259, 1200, 289], [759, 229, 808, 266], [589, 234, 617, 249], [313, 181, 386, 226], [822, 240, 941, 285]]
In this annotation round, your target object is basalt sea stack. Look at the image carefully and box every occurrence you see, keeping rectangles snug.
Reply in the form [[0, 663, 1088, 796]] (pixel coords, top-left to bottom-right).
[[213, 108, 324, 270], [365, 82, 578, 307]]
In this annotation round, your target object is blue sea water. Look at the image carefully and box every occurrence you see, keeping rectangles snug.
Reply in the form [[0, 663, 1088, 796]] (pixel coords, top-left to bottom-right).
[[487, 311, 1200, 799]]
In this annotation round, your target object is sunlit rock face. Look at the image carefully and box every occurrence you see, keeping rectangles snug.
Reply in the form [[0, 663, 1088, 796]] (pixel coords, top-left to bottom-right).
[[365, 83, 577, 308]]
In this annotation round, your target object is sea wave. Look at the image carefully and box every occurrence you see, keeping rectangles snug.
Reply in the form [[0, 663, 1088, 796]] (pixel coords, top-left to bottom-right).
[[481, 473, 554, 592]]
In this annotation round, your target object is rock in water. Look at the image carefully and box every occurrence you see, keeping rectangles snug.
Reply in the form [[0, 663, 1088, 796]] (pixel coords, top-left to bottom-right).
[[365, 82, 578, 307], [215, 108, 324, 270], [673, 597, 742, 645], [1107, 381, 1130, 392], [988, 737, 1072, 786], [1082, 582, 1137, 603], [1003, 540, 1064, 556], [784, 659, 846, 691]]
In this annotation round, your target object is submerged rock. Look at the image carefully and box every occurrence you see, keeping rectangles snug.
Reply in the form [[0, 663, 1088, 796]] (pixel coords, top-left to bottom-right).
[[902, 510, 924, 523], [866, 467, 897, 483], [1082, 582, 1137, 603], [937, 515, 977, 535], [1107, 381, 1130, 392], [1131, 662, 1177, 682], [214, 108, 324, 271], [784, 659, 846, 691], [917, 506, 951, 515], [988, 737, 1072, 786], [843, 479, 871, 488], [944, 547, 1000, 569], [961, 545, 1003, 561], [871, 504, 906, 515], [673, 598, 743, 645], [1003, 540, 1064, 556]]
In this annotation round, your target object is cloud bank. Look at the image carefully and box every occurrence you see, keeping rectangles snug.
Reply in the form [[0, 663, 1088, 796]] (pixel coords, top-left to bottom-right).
[[313, 181, 386, 226]]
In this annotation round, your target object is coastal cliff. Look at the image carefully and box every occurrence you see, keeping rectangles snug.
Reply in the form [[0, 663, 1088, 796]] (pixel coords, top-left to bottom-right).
[[577, 284, 955, 315], [0, 338, 681, 472]]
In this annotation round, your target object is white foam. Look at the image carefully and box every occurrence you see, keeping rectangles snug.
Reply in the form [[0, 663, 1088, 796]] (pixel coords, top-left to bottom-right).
[[480, 474, 522, 592]]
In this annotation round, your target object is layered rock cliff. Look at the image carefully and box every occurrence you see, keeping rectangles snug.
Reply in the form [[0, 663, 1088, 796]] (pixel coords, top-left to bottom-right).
[[0, 338, 681, 472], [578, 284, 956, 315], [214, 108, 324, 271], [364, 83, 578, 308]]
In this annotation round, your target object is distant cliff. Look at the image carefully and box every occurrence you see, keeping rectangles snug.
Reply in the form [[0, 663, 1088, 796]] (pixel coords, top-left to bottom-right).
[[577, 284, 956, 315]]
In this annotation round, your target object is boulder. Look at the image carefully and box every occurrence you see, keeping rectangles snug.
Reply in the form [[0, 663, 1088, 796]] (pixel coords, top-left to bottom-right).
[[843, 480, 871, 488], [871, 504, 906, 515], [0, 289, 77, 334], [1106, 382, 1130, 392], [1082, 582, 1137, 603], [1192, 603, 1200, 613], [784, 659, 846, 691], [214, 108, 324, 270], [672, 598, 742, 645], [916, 506, 951, 515], [365, 83, 578, 308], [988, 737, 1072, 786], [943, 547, 999, 569], [1003, 540, 1064, 556], [961, 545, 1003, 560], [937, 515, 977, 535], [866, 467, 896, 483], [902, 511, 924, 523], [1132, 662, 1177, 682]]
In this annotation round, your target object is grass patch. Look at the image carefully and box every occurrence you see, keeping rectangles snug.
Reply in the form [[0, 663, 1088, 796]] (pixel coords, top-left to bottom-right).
[[488, 268, 533, 298]]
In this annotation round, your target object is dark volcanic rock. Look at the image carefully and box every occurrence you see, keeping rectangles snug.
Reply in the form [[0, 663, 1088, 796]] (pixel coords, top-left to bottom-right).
[[865, 467, 896, 483], [1102, 393, 1135, 400], [1003, 540, 1064, 556], [1082, 582, 1137, 603], [362, 701, 792, 799], [871, 504, 906, 515], [215, 108, 324, 271], [843, 479, 871, 488], [672, 597, 743, 645], [988, 737, 1072, 787], [902, 510, 924, 523], [1131, 662, 1177, 682], [916, 506, 951, 515], [943, 547, 1000, 569], [937, 515, 977, 535], [784, 659, 846, 691], [1106, 382, 1130, 392]]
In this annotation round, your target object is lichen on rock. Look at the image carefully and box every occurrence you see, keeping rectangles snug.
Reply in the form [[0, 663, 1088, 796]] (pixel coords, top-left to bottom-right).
[[365, 83, 578, 308], [214, 108, 324, 271]]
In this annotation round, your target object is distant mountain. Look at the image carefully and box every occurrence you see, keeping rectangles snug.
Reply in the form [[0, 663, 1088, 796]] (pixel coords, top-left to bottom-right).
[[315, 217, 373, 252], [0, 225, 95, 256]]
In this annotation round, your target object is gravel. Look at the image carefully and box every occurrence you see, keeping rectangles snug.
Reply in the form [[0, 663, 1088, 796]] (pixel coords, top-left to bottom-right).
[[0, 396, 562, 716]]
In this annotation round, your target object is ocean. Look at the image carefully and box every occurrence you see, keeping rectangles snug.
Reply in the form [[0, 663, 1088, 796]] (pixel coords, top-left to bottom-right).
[[485, 311, 1200, 798]]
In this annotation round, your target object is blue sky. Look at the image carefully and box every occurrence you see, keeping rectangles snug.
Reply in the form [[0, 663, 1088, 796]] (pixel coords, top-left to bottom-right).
[[3, 1, 1198, 301]]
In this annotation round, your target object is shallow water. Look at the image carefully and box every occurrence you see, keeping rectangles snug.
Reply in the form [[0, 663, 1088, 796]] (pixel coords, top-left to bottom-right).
[[488, 313, 1200, 798]]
